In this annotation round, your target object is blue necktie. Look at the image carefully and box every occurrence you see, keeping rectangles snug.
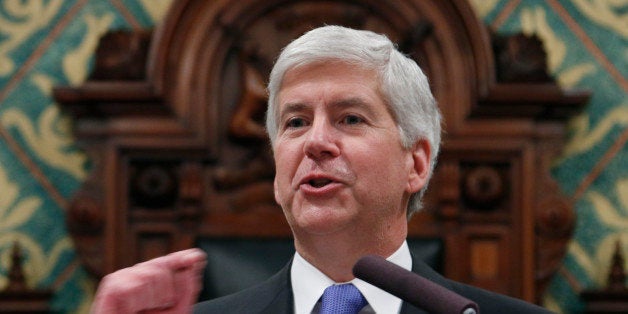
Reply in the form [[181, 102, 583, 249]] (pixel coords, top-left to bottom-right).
[[320, 283, 368, 314]]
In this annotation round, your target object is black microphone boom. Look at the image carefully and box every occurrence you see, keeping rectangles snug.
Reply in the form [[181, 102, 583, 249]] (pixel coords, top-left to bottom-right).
[[353, 255, 479, 314]]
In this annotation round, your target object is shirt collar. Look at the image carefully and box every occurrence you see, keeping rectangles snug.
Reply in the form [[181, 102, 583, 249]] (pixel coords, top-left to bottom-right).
[[290, 241, 412, 314]]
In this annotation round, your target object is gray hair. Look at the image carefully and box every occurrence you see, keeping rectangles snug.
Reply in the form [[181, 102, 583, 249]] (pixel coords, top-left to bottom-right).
[[265, 25, 441, 218]]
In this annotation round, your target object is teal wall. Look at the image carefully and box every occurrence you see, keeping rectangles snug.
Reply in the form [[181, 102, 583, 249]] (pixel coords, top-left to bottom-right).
[[472, 1, 627, 313], [0, 1, 625, 313], [0, 1, 171, 312]]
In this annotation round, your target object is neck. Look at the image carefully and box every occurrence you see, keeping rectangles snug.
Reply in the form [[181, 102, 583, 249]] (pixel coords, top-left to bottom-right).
[[293, 220, 407, 282]]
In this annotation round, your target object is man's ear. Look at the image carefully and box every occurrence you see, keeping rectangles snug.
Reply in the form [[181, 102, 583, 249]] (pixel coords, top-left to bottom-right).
[[406, 139, 431, 194]]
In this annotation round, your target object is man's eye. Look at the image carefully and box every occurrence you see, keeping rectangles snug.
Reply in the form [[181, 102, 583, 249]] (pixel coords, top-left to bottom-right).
[[342, 115, 363, 125], [286, 117, 307, 128]]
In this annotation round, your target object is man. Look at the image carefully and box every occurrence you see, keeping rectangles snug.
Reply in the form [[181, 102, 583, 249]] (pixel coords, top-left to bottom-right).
[[91, 26, 553, 313]]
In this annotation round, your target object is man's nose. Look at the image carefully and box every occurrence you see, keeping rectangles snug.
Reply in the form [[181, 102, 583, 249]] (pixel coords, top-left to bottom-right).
[[303, 118, 340, 159]]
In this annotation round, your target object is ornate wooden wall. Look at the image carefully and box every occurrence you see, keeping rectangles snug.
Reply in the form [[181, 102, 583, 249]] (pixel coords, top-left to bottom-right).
[[53, 0, 588, 304]]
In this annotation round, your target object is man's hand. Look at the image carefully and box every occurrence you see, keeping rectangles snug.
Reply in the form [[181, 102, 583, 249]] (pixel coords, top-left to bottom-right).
[[91, 248, 207, 314]]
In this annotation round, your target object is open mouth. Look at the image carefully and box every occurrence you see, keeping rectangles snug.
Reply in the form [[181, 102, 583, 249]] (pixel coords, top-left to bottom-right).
[[309, 178, 333, 188]]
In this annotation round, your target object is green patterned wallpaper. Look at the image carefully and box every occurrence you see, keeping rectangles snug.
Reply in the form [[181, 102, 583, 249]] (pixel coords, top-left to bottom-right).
[[0, 0, 625, 313], [0, 1, 172, 313], [471, 1, 627, 313]]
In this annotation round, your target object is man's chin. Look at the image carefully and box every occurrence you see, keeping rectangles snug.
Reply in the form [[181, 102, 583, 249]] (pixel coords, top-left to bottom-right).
[[289, 209, 356, 236]]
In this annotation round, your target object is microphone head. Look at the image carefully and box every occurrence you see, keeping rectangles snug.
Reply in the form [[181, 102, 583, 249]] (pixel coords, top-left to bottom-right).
[[353, 255, 479, 314]]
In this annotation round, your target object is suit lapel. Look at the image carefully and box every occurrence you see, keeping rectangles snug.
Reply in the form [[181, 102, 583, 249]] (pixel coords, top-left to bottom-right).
[[400, 301, 430, 314], [260, 260, 295, 314], [259, 286, 293, 314], [398, 254, 453, 314]]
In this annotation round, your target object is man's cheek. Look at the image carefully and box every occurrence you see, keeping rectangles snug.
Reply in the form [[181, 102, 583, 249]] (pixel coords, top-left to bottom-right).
[[273, 177, 281, 205], [274, 175, 294, 204]]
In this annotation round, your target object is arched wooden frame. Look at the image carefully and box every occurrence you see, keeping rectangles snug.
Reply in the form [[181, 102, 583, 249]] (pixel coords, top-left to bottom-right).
[[55, 0, 588, 304]]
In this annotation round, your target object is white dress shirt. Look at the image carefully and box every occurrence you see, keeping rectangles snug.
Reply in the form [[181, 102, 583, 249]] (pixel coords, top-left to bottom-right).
[[290, 241, 412, 314]]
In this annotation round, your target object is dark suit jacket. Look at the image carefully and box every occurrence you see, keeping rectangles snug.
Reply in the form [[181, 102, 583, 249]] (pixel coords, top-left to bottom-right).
[[194, 256, 554, 313]]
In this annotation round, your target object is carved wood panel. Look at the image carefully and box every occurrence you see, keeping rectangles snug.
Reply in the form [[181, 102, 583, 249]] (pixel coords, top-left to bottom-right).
[[54, 0, 589, 304]]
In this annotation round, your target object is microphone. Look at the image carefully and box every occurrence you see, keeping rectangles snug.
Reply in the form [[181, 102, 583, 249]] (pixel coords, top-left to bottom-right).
[[353, 255, 479, 314]]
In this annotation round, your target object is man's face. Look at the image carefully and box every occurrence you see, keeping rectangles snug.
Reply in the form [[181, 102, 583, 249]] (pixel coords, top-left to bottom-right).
[[272, 61, 428, 238]]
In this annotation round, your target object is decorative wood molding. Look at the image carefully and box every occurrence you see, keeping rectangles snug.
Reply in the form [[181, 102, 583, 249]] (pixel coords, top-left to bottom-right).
[[0, 242, 53, 313], [54, 0, 589, 304], [581, 240, 628, 313]]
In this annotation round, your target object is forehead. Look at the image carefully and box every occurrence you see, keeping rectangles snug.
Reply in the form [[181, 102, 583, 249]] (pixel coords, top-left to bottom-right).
[[275, 61, 400, 126], [278, 61, 383, 107]]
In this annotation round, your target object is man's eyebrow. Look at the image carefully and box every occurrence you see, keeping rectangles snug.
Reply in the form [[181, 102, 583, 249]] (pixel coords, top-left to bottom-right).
[[278, 102, 310, 120], [278, 97, 378, 120], [331, 97, 377, 116]]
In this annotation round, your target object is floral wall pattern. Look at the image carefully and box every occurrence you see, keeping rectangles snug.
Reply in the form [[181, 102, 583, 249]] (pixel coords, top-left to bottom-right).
[[471, 1, 627, 313], [0, 1, 171, 312], [0, 0, 625, 313]]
